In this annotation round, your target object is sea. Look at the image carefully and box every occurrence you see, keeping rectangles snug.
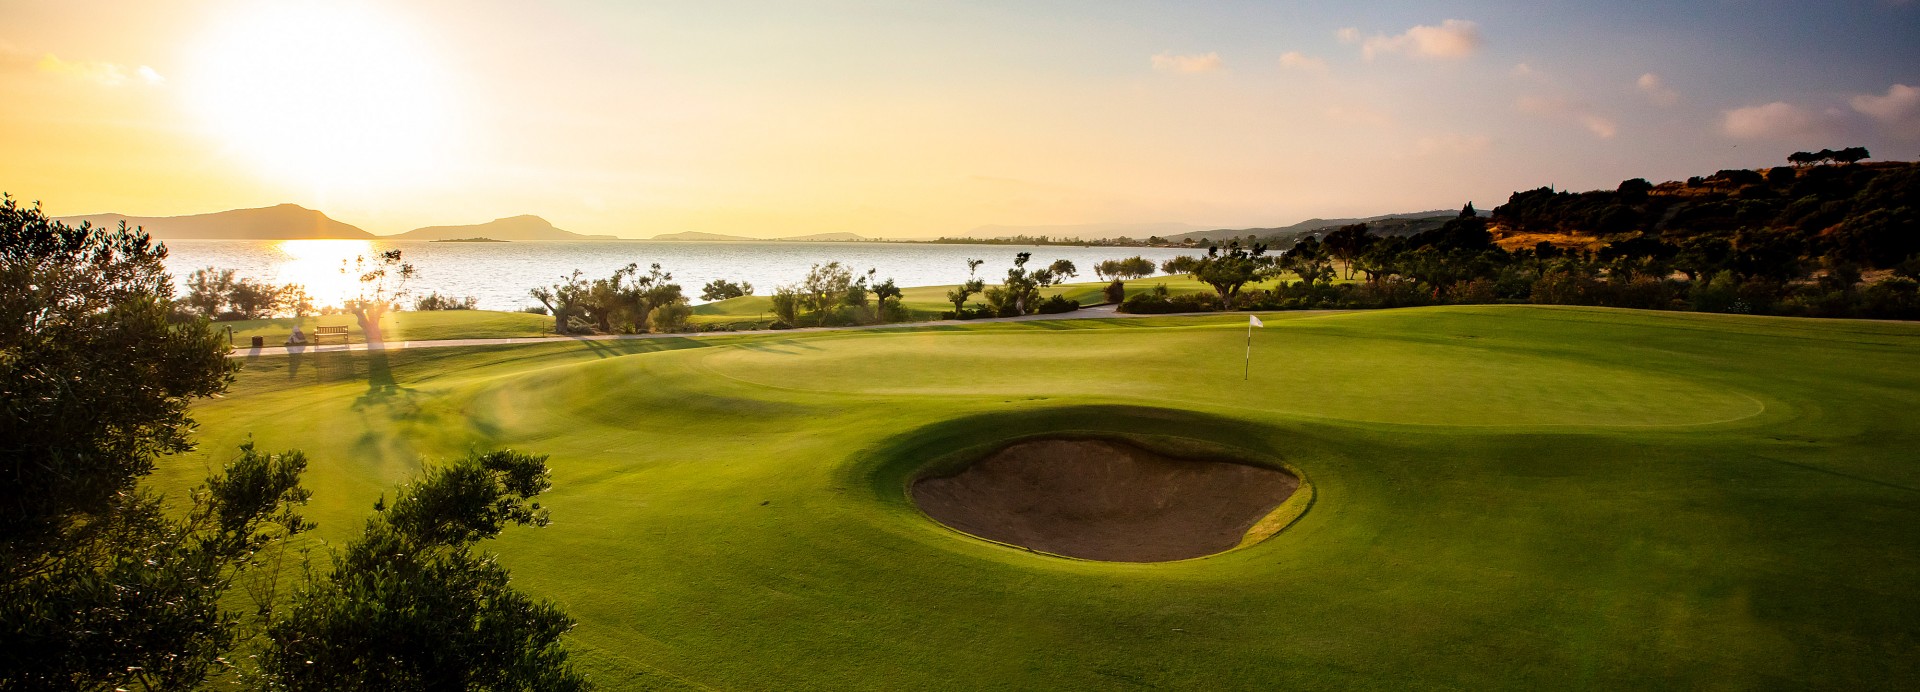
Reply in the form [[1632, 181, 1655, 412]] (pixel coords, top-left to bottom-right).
[[158, 240, 1199, 311]]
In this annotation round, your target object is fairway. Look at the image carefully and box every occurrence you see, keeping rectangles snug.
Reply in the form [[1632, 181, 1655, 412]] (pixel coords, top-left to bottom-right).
[[159, 306, 1920, 689]]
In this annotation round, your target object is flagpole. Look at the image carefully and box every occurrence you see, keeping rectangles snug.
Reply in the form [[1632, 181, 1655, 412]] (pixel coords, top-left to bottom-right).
[[1244, 318, 1252, 381]]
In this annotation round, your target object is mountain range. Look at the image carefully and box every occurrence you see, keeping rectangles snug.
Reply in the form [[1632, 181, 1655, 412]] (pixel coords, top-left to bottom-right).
[[56, 204, 376, 240], [1169, 209, 1483, 245], [389, 215, 615, 241], [54, 205, 613, 241], [52, 203, 1474, 244], [964, 221, 1205, 241]]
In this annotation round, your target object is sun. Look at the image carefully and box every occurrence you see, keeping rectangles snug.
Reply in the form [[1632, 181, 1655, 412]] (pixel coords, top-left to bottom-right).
[[186, 2, 457, 190]]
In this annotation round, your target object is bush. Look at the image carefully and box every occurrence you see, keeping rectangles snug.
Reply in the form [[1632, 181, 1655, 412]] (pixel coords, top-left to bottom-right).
[[521, 305, 549, 315], [1690, 271, 1741, 313], [1350, 280, 1435, 309], [1530, 269, 1599, 305], [1102, 280, 1126, 304], [1119, 288, 1216, 314], [1861, 277, 1920, 320], [700, 278, 753, 302], [1451, 278, 1500, 304], [939, 306, 997, 320], [413, 292, 478, 311], [1035, 295, 1080, 314], [649, 302, 693, 332], [183, 266, 311, 320]]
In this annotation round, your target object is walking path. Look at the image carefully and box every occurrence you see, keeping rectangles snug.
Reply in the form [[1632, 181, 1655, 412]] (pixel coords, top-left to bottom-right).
[[227, 305, 1223, 358]]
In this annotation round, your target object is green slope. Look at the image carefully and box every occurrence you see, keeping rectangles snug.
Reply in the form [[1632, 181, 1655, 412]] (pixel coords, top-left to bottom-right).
[[159, 306, 1920, 689], [215, 309, 553, 345]]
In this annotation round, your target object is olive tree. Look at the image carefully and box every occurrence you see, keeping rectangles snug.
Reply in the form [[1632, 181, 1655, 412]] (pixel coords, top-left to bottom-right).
[[261, 451, 589, 691], [1170, 242, 1276, 309], [947, 258, 986, 316], [342, 249, 415, 342], [1, 196, 313, 690]]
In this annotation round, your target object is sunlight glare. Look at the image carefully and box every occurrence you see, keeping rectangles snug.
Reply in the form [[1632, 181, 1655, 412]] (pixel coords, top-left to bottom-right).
[[272, 239, 375, 309], [187, 2, 456, 190]]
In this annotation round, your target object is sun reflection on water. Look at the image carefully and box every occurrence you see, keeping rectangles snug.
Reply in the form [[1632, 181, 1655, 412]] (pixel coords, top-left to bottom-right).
[[272, 239, 374, 309]]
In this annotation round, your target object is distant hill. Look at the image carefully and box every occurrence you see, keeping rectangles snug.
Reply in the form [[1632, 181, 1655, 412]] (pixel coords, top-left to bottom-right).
[[54, 203, 373, 240], [967, 221, 1204, 241], [777, 232, 868, 242], [391, 215, 615, 241], [651, 231, 757, 241], [649, 231, 872, 242], [1171, 210, 1477, 246]]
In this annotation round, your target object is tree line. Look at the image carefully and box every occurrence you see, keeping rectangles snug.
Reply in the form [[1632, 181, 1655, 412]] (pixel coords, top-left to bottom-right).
[[1125, 153, 1920, 320]]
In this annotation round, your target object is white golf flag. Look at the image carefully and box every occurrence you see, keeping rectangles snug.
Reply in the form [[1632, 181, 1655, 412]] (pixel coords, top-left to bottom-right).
[[1243, 315, 1262, 380]]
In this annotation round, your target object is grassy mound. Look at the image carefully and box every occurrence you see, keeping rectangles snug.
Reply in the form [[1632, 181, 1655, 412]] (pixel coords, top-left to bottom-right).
[[159, 306, 1920, 689]]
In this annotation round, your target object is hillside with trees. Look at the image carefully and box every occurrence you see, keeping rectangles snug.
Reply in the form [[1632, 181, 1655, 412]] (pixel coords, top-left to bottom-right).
[[1134, 151, 1920, 320]]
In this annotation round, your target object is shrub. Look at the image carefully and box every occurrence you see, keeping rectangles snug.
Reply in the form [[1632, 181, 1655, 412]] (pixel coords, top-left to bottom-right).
[[1035, 295, 1080, 314], [413, 292, 478, 310], [1690, 271, 1740, 313], [1119, 289, 1216, 314], [1450, 278, 1500, 304], [1530, 269, 1599, 305], [649, 302, 693, 332], [183, 266, 311, 319], [521, 305, 549, 315], [770, 287, 801, 325], [700, 278, 753, 301], [1102, 280, 1126, 304], [1350, 280, 1435, 309], [1861, 277, 1920, 320]]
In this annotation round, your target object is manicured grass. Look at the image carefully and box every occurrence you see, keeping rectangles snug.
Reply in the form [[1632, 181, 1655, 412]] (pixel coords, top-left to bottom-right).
[[215, 309, 553, 345], [158, 306, 1920, 689]]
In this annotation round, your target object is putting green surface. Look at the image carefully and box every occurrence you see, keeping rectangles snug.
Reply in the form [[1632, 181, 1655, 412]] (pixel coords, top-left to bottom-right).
[[160, 306, 1920, 689]]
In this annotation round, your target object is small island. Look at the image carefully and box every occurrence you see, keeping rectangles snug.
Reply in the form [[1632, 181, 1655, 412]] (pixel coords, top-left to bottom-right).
[[430, 237, 509, 243]]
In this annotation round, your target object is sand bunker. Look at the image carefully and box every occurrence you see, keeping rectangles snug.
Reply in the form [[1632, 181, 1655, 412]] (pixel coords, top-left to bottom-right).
[[911, 438, 1298, 562]]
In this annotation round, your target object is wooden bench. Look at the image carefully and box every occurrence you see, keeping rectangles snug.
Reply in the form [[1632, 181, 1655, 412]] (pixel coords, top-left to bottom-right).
[[312, 325, 351, 345]]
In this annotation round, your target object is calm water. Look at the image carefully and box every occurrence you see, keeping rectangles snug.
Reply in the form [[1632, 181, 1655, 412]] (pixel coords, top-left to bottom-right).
[[159, 240, 1198, 310]]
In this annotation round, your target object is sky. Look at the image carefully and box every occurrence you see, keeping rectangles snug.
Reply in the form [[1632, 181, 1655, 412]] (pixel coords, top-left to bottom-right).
[[1, 0, 1916, 238]]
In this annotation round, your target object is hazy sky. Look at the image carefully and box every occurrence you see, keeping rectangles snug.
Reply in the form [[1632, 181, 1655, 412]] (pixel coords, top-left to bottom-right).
[[1, 0, 1915, 238]]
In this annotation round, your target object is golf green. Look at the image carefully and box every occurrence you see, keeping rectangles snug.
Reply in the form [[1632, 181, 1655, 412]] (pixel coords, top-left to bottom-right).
[[158, 305, 1920, 689]]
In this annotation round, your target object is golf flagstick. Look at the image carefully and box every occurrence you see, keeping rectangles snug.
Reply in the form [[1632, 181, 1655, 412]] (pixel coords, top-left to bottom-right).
[[1245, 314, 1264, 380]]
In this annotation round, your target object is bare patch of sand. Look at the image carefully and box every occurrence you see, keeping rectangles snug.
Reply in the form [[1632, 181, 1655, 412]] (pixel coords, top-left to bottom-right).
[[911, 438, 1298, 562]]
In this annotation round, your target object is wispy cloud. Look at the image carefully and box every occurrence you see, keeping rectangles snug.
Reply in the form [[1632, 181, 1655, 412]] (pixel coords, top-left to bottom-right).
[[1510, 63, 1541, 79], [1517, 96, 1618, 139], [1851, 83, 1920, 137], [31, 52, 163, 87], [1278, 51, 1326, 72], [1636, 73, 1677, 106], [1340, 20, 1483, 61], [1722, 101, 1836, 139], [1151, 52, 1223, 74]]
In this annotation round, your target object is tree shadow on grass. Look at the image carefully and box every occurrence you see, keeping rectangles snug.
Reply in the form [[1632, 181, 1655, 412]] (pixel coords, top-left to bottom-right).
[[733, 339, 822, 355], [575, 336, 707, 359], [352, 346, 418, 412]]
